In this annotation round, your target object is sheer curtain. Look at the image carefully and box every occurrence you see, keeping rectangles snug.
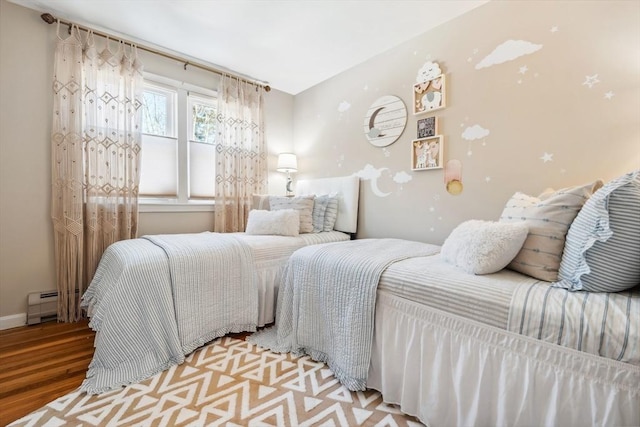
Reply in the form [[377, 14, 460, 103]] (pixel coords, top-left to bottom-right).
[[51, 26, 143, 322], [214, 75, 267, 232]]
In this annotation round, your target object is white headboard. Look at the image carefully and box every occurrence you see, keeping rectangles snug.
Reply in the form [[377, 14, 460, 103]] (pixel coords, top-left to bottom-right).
[[295, 175, 360, 234]]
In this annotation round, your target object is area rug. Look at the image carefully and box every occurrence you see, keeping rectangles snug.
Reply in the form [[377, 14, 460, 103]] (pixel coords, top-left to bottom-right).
[[10, 337, 424, 426]]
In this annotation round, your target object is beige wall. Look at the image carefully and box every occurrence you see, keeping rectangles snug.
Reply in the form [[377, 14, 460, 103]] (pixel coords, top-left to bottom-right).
[[0, 0, 294, 320], [293, 0, 640, 243], [1, 0, 639, 322]]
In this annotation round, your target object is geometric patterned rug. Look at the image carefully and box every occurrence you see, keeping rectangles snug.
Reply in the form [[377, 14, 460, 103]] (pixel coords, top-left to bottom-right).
[[9, 337, 424, 426]]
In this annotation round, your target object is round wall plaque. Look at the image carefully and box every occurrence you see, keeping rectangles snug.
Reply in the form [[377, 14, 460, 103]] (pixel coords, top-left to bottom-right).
[[363, 95, 407, 147]]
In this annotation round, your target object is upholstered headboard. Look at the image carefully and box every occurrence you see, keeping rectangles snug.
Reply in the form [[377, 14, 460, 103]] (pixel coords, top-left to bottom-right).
[[295, 175, 360, 234]]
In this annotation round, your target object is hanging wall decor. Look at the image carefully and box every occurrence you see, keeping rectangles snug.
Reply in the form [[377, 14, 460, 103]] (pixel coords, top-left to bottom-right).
[[363, 95, 407, 147], [413, 61, 446, 115], [412, 135, 443, 171], [417, 116, 437, 138]]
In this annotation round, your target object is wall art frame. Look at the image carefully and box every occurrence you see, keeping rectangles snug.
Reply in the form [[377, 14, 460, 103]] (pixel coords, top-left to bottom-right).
[[363, 95, 407, 147], [412, 135, 444, 171], [417, 116, 438, 138], [413, 74, 446, 115]]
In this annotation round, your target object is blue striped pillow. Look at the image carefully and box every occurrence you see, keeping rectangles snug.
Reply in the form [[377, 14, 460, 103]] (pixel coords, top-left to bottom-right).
[[556, 170, 640, 292], [311, 195, 330, 233], [323, 196, 339, 231]]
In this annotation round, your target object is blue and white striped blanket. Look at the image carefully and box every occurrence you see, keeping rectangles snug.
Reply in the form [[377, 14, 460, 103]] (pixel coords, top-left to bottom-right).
[[80, 232, 256, 394], [249, 238, 439, 390], [508, 282, 640, 365]]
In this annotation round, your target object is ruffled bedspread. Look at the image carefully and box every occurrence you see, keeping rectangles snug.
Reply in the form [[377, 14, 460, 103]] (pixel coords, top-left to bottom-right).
[[80, 232, 256, 394], [249, 238, 439, 390]]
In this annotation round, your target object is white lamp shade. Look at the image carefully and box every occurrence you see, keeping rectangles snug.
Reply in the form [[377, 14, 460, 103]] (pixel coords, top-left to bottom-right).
[[277, 153, 298, 172]]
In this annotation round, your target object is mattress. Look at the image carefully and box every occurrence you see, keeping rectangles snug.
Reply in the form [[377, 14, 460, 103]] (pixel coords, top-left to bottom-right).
[[378, 252, 542, 329], [378, 250, 639, 365]]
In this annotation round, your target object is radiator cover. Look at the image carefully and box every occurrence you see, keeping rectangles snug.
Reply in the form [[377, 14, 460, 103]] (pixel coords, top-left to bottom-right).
[[27, 291, 58, 325]]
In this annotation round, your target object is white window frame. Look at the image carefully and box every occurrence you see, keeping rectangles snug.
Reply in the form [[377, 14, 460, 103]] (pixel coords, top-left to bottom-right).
[[139, 72, 217, 213]]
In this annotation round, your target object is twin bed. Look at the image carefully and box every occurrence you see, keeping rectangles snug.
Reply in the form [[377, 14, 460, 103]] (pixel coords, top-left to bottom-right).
[[80, 176, 359, 394], [81, 174, 639, 426]]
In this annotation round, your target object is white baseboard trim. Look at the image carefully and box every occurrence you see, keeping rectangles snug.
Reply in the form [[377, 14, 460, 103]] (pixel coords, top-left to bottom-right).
[[0, 313, 26, 330]]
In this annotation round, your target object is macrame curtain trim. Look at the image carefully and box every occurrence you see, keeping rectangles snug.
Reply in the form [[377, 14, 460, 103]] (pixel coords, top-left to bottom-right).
[[51, 21, 143, 321], [214, 74, 268, 233]]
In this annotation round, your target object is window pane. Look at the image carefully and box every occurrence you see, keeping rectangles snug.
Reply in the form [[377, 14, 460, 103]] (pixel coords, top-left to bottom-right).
[[142, 84, 176, 137], [139, 134, 178, 197], [189, 141, 215, 198], [190, 97, 217, 144]]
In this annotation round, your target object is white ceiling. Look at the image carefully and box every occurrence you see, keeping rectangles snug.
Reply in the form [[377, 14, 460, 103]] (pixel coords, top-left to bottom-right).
[[9, 0, 488, 94]]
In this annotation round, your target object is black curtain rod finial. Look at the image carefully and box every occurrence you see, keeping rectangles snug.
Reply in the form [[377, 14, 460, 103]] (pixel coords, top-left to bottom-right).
[[41, 13, 55, 24]]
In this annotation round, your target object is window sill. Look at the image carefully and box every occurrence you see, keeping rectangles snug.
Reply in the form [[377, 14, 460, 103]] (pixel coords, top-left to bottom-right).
[[139, 199, 215, 213]]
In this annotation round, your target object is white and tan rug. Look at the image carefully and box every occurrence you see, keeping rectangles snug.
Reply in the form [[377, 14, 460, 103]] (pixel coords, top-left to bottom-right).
[[10, 337, 424, 426]]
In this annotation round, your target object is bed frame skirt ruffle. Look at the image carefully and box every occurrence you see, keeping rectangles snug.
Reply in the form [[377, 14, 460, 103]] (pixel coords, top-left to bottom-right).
[[368, 290, 640, 426]]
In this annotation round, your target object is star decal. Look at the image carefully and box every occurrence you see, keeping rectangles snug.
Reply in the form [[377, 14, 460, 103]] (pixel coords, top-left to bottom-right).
[[540, 152, 554, 163], [519, 65, 529, 74], [604, 91, 615, 100], [485, 176, 491, 183], [550, 26, 559, 33], [583, 74, 600, 89]]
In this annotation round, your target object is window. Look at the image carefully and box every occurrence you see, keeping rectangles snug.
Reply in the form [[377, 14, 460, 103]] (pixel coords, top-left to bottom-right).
[[139, 74, 217, 210]]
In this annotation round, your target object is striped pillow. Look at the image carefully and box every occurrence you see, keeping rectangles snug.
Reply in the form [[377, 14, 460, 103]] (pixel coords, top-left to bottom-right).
[[499, 180, 603, 281], [323, 196, 339, 231], [251, 194, 270, 210], [311, 195, 330, 233], [269, 195, 315, 233], [556, 170, 640, 292]]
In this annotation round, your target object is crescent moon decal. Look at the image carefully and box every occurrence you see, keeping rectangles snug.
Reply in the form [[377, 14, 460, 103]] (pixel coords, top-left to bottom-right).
[[370, 168, 391, 197], [368, 107, 386, 138]]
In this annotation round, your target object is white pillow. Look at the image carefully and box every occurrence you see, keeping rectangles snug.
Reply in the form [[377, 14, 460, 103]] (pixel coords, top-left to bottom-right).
[[269, 195, 315, 233], [441, 220, 529, 275], [245, 209, 300, 236]]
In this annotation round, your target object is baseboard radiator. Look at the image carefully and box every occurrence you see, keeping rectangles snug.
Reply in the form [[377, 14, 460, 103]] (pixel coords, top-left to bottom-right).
[[27, 291, 59, 325]]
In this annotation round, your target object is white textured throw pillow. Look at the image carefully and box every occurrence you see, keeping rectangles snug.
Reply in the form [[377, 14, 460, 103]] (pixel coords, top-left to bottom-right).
[[269, 195, 315, 233], [441, 220, 529, 275], [245, 209, 300, 236]]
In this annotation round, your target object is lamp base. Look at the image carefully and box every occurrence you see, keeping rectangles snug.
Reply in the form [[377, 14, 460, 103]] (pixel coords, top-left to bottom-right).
[[285, 176, 294, 197]]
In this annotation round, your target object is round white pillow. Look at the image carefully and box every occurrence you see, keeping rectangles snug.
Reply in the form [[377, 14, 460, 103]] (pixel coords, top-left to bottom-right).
[[441, 220, 529, 275]]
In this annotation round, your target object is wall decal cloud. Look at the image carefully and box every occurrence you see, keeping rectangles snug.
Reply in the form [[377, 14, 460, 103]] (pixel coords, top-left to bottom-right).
[[337, 100, 351, 112], [462, 124, 490, 140], [475, 40, 542, 70], [393, 171, 412, 184]]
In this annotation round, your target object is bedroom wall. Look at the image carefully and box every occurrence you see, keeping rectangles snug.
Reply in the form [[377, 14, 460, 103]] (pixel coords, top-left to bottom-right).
[[293, 0, 640, 244], [0, 0, 294, 323]]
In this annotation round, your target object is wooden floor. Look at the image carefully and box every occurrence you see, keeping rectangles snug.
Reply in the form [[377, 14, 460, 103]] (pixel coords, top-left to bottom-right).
[[0, 320, 254, 425], [0, 320, 95, 426]]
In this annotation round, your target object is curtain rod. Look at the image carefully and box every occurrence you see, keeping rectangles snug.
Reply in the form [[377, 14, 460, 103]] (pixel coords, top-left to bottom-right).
[[40, 12, 271, 92]]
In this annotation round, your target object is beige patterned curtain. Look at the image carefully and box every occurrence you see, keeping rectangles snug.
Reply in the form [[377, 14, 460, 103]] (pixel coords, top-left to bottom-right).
[[214, 75, 267, 232], [51, 26, 143, 322]]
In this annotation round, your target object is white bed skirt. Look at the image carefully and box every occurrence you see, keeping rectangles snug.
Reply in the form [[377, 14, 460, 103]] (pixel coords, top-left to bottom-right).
[[255, 261, 282, 327], [368, 291, 640, 427]]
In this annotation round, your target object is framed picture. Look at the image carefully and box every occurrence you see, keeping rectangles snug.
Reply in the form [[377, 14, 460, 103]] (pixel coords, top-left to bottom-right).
[[412, 135, 443, 171], [417, 116, 437, 138], [413, 74, 446, 115]]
